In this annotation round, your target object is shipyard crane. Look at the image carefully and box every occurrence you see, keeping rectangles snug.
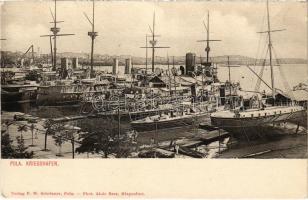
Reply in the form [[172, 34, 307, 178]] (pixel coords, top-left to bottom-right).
[[84, 0, 98, 78], [40, 0, 74, 71], [19, 45, 35, 66], [140, 12, 170, 73]]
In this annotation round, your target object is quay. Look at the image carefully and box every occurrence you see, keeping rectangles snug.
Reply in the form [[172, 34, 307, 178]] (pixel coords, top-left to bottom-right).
[[2, 109, 307, 159]]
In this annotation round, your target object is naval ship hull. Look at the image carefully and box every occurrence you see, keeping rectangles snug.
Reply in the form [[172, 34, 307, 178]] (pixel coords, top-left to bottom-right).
[[1, 86, 37, 104], [131, 113, 209, 132], [210, 106, 305, 139], [36, 86, 83, 106]]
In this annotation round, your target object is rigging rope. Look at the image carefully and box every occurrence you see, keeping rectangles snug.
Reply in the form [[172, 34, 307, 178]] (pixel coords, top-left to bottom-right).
[[271, 46, 295, 100], [254, 47, 269, 92]]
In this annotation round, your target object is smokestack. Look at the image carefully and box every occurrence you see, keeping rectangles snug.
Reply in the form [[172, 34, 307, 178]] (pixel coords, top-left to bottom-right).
[[61, 58, 69, 70], [72, 57, 79, 69], [185, 52, 196, 76], [113, 58, 119, 75], [125, 58, 132, 74]]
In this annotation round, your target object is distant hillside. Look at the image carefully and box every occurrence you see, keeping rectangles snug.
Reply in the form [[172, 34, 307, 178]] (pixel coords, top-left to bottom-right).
[[1, 51, 307, 67], [208, 55, 307, 65]]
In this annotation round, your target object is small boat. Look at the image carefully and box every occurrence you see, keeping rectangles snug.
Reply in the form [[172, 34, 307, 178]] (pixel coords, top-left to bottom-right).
[[131, 108, 209, 132]]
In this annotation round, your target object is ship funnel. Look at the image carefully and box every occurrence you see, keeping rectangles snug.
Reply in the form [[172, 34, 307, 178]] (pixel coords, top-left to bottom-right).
[[72, 57, 79, 69], [113, 58, 119, 75], [125, 58, 132, 74], [185, 52, 196, 76]]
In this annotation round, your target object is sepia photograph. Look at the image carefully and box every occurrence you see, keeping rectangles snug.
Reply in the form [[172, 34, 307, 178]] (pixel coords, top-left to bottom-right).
[[1, 0, 307, 160]]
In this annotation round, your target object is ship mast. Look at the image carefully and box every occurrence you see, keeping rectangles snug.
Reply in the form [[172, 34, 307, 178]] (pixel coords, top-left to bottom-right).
[[151, 12, 155, 73], [172, 56, 177, 95], [141, 12, 169, 73], [87, 0, 98, 78], [257, 0, 285, 100], [228, 56, 231, 95], [266, 0, 275, 99], [197, 11, 221, 66], [167, 53, 172, 96], [206, 12, 210, 63], [40, 0, 74, 71], [53, 0, 57, 71], [145, 35, 148, 74], [145, 34, 152, 75]]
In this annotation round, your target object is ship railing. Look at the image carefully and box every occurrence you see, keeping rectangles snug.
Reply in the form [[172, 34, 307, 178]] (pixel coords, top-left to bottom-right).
[[275, 101, 295, 107], [86, 94, 216, 113]]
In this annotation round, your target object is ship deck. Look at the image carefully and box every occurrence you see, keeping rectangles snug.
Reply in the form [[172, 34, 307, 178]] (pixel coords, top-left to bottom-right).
[[211, 106, 304, 119]]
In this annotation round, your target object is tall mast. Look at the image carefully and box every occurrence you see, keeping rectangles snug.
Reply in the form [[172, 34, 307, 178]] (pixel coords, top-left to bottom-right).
[[140, 12, 169, 73], [145, 35, 148, 74], [172, 56, 176, 95], [40, 0, 74, 72], [197, 11, 220, 66], [89, 0, 97, 78], [53, 0, 57, 71], [227, 56, 231, 96], [206, 11, 210, 63], [266, 0, 275, 99], [256, 0, 285, 99], [50, 37, 53, 66], [83, 0, 98, 78], [201, 54, 204, 96], [152, 12, 155, 73], [167, 53, 171, 96]]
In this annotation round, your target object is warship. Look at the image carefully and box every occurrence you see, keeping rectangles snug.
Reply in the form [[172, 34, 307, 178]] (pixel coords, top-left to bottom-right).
[[210, 0, 306, 139]]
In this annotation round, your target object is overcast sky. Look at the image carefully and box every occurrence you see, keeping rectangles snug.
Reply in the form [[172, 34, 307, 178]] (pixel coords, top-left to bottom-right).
[[1, 1, 307, 59]]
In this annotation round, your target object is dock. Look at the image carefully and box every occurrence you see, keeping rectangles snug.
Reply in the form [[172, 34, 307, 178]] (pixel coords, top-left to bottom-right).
[[137, 127, 230, 158]]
